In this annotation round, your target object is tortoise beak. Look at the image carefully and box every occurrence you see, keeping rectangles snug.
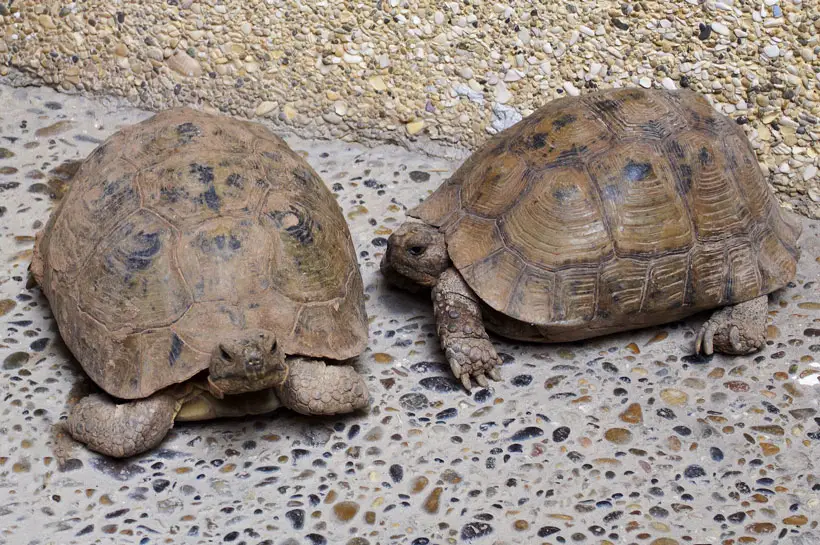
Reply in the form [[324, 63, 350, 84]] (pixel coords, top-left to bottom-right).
[[207, 377, 225, 399]]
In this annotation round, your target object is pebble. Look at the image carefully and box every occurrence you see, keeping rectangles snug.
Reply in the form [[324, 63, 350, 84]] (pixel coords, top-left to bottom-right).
[[763, 44, 780, 58], [802, 165, 817, 181], [254, 101, 276, 117], [710, 22, 730, 36], [639, 77, 652, 89], [563, 81, 580, 97]]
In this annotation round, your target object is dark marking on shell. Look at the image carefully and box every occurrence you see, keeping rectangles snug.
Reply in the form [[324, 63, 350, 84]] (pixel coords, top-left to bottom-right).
[[169, 333, 183, 366], [552, 114, 577, 129], [176, 123, 201, 143], [293, 168, 322, 188], [190, 163, 214, 185], [555, 144, 588, 164], [667, 140, 685, 159], [201, 186, 220, 211], [601, 185, 620, 201], [531, 133, 548, 149], [226, 173, 243, 188], [698, 147, 711, 165], [594, 99, 620, 113], [677, 164, 693, 192], [228, 235, 241, 250], [125, 232, 161, 272], [269, 206, 316, 245], [623, 161, 653, 182], [262, 151, 282, 162]]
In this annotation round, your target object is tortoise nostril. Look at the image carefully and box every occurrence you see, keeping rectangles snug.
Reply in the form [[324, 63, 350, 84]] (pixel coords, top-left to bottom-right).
[[219, 345, 232, 361]]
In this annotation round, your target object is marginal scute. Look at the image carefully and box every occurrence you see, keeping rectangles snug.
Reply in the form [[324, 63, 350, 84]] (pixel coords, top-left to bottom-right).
[[421, 88, 799, 330]]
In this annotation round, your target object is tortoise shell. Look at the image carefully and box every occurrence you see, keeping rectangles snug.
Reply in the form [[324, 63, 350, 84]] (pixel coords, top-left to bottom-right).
[[32, 108, 367, 399], [409, 88, 800, 335]]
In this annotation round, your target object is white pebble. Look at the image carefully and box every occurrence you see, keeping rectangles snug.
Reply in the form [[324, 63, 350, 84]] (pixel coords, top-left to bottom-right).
[[458, 67, 474, 79], [563, 81, 580, 96], [711, 22, 730, 36], [778, 161, 790, 174], [495, 82, 512, 104], [661, 77, 676, 90], [343, 53, 363, 64], [763, 44, 780, 58], [639, 77, 652, 89], [504, 69, 524, 82], [803, 164, 818, 181]]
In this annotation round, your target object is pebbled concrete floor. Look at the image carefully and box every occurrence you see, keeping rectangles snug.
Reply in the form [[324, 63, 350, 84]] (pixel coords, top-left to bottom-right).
[[1, 84, 819, 545]]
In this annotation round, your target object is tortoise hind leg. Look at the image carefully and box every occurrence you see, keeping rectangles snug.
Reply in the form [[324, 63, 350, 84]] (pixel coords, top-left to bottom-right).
[[695, 295, 768, 356], [432, 267, 503, 391], [67, 392, 179, 458]]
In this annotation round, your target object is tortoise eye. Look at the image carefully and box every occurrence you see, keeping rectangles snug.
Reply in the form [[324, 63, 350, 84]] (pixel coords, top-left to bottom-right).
[[408, 245, 426, 257]]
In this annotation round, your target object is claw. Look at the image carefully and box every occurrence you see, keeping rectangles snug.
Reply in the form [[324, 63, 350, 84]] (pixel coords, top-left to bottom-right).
[[476, 374, 489, 388], [703, 321, 717, 355], [488, 368, 502, 382], [460, 373, 472, 392], [729, 326, 741, 352], [695, 326, 705, 354]]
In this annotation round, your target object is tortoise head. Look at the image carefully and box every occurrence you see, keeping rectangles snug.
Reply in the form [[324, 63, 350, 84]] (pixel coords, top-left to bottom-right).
[[207, 330, 287, 398], [380, 222, 450, 292]]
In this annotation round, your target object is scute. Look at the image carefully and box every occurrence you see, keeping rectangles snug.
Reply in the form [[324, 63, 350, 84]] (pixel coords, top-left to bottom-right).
[[412, 87, 800, 328]]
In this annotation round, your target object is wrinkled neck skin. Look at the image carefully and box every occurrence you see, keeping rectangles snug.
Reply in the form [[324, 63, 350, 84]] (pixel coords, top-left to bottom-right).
[[207, 330, 287, 399]]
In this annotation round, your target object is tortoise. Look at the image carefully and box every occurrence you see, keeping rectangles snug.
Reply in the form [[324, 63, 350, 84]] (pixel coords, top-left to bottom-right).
[[381, 87, 802, 390], [29, 107, 370, 457]]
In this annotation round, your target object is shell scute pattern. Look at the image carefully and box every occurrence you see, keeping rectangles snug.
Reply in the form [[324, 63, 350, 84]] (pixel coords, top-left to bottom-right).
[[411, 88, 800, 329], [34, 108, 368, 399]]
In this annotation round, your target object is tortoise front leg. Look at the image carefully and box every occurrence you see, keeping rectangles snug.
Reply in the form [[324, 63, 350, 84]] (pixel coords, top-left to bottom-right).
[[695, 295, 769, 356], [274, 358, 369, 415], [432, 267, 502, 391], [67, 392, 180, 458]]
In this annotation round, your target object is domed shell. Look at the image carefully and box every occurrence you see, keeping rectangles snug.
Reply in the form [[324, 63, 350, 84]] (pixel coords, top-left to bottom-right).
[[33, 108, 367, 399], [409, 88, 800, 329]]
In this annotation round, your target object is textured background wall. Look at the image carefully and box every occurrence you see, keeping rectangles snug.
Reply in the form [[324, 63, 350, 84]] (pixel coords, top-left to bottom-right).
[[1, 0, 818, 217]]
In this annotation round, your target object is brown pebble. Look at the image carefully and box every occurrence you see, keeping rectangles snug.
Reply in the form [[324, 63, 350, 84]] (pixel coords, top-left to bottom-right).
[[708, 367, 725, 379], [625, 342, 640, 354], [410, 476, 429, 494], [99, 494, 113, 505], [373, 352, 393, 363], [619, 403, 643, 424], [650, 539, 680, 545], [34, 120, 75, 138], [513, 520, 529, 531], [604, 428, 632, 445], [660, 388, 688, 406], [324, 490, 338, 503], [724, 381, 750, 392], [364, 511, 376, 524], [746, 522, 776, 534], [333, 501, 359, 522], [0, 299, 16, 317], [783, 515, 808, 525], [423, 487, 442, 514], [760, 442, 780, 455], [751, 425, 784, 436]]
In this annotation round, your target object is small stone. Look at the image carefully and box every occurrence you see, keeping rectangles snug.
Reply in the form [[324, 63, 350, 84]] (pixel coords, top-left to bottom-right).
[[423, 487, 442, 514], [660, 389, 688, 406], [406, 120, 425, 135], [254, 101, 276, 117], [783, 515, 808, 526], [802, 165, 817, 181], [563, 81, 580, 96], [458, 67, 474, 79], [343, 53, 363, 64], [38, 15, 57, 29], [323, 112, 343, 125], [604, 428, 632, 445], [661, 77, 676, 90], [684, 465, 706, 478], [710, 22, 730, 36], [167, 52, 202, 77], [763, 44, 780, 58], [369, 76, 387, 91], [619, 403, 643, 424], [639, 77, 652, 89], [333, 502, 359, 522]]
